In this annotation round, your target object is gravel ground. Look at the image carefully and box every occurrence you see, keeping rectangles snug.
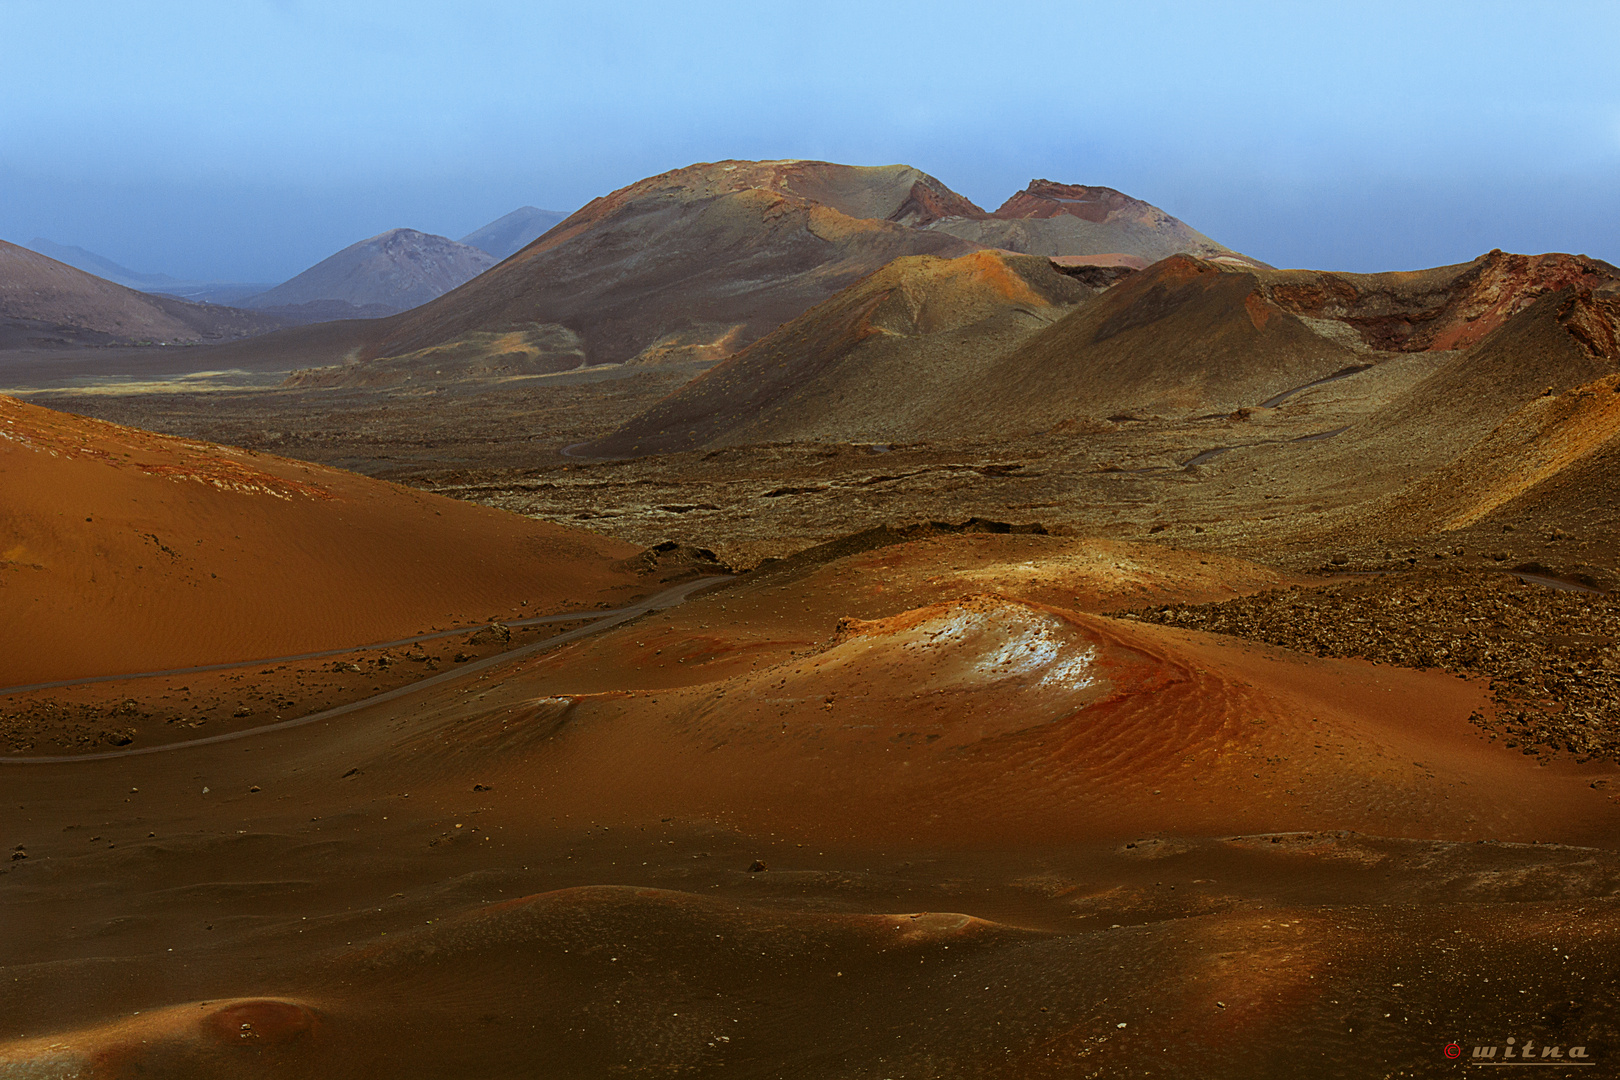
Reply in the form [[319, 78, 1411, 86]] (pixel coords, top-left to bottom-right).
[[1113, 568, 1620, 762]]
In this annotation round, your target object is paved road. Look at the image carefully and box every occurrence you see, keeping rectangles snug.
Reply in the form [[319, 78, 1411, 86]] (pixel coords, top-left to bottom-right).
[[1, 576, 731, 765]]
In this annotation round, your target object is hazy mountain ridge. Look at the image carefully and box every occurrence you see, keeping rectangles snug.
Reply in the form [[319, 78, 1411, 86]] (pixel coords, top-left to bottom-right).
[[241, 228, 498, 314], [459, 206, 569, 260], [0, 239, 288, 347], [288, 159, 1252, 386]]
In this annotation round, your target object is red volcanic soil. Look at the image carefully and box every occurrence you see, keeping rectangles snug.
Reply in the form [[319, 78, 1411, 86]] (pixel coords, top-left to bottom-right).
[[1, 533, 1615, 1078], [993, 180, 1165, 224], [0, 395, 643, 687], [502, 594, 1612, 847], [410, 531, 1618, 847], [1260, 249, 1620, 353]]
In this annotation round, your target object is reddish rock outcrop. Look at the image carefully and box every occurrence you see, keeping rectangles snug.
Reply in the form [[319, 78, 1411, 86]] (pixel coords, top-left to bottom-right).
[[1261, 250, 1620, 353]]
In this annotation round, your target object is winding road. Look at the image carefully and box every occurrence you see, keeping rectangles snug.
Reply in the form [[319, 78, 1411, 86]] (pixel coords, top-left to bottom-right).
[[1, 575, 731, 765]]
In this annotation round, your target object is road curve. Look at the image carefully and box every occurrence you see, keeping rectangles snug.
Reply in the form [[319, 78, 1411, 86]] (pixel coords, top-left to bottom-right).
[[1, 576, 731, 765]]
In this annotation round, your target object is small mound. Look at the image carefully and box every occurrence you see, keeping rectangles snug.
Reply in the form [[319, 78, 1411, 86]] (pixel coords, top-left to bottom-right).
[[449, 587, 1620, 846], [0, 998, 320, 1079]]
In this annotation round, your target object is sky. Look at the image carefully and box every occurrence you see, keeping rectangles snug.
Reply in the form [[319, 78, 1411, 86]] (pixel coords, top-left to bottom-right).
[[2, 0, 1618, 282]]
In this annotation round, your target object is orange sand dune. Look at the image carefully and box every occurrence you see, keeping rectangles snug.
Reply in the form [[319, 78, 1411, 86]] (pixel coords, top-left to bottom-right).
[[305, 530, 1616, 850], [0, 395, 642, 685], [471, 595, 1612, 846]]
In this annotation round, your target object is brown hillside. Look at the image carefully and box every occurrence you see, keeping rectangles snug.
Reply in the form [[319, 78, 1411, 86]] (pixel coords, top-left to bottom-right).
[[1345, 280, 1620, 468], [0, 240, 286, 348], [582, 250, 1096, 456], [925, 179, 1257, 265], [1365, 372, 1620, 544], [346, 161, 983, 373], [1257, 249, 1620, 353], [939, 254, 1362, 432]]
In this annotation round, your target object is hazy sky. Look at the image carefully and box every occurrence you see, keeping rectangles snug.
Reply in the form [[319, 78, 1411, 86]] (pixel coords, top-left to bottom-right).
[[2, 0, 1618, 281]]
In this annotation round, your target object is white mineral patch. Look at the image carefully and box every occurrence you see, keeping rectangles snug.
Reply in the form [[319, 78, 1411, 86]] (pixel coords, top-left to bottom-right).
[[885, 603, 1100, 692]]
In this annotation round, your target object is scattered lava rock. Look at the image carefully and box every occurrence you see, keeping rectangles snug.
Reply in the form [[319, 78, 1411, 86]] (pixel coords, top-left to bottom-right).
[[1115, 568, 1620, 762], [465, 624, 511, 648]]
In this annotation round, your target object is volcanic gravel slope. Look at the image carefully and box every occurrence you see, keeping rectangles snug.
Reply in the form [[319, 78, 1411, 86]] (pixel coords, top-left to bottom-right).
[[587, 252, 1365, 452], [581, 250, 1099, 456], [1119, 568, 1620, 762]]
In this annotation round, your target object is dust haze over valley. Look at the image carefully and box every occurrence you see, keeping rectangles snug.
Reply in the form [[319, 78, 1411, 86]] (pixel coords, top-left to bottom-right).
[[5, 6, 1620, 1077]]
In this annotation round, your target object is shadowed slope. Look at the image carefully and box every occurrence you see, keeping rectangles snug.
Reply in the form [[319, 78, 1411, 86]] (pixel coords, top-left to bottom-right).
[[922, 255, 1361, 433]]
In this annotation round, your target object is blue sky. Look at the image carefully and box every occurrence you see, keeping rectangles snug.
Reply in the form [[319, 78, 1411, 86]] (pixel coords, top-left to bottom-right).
[[2, 0, 1617, 281]]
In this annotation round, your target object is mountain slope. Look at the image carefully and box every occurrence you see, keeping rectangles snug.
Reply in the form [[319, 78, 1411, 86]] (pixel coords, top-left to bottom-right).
[[0, 394, 642, 686], [213, 161, 1253, 388], [0, 239, 286, 348], [460, 206, 569, 260], [924, 180, 1259, 265], [349, 161, 985, 371], [1256, 249, 1620, 353], [241, 229, 497, 314], [581, 250, 1101, 455], [586, 252, 1356, 454], [22, 238, 182, 291]]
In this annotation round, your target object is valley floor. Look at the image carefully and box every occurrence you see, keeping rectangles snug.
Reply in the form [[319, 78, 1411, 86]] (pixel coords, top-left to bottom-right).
[[2, 354, 1617, 1078]]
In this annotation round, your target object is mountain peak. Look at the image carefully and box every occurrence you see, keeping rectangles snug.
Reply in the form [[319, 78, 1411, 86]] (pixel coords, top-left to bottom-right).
[[242, 229, 496, 314], [993, 181, 1158, 224]]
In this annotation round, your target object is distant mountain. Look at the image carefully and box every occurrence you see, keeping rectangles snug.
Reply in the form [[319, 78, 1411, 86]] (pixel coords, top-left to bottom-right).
[[920, 181, 1260, 266], [275, 160, 1256, 385], [0, 239, 287, 348], [240, 229, 497, 315], [22, 239, 277, 306], [460, 207, 569, 260], [23, 238, 184, 291], [343, 161, 987, 374], [158, 282, 280, 306]]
